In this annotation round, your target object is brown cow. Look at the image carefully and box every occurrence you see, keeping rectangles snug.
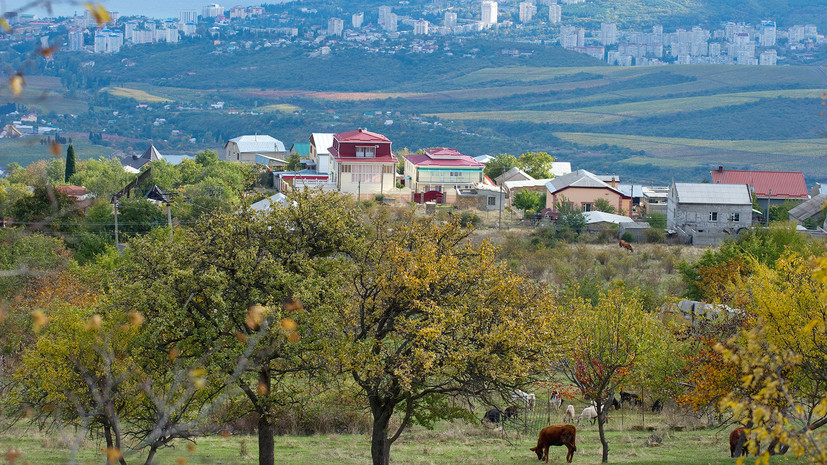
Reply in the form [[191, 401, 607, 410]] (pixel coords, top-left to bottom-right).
[[730, 426, 754, 457], [530, 424, 577, 463], [619, 239, 634, 253]]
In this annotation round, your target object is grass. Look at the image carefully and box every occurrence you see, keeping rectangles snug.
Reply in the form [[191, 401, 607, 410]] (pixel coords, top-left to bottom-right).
[[256, 104, 302, 113], [107, 87, 173, 102], [427, 110, 627, 125], [0, 75, 87, 115], [0, 134, 114, 168], [0, 418, 803, 465]]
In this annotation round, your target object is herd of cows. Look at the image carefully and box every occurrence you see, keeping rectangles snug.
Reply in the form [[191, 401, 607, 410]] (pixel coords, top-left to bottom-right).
[[480, 389, 750, 462]]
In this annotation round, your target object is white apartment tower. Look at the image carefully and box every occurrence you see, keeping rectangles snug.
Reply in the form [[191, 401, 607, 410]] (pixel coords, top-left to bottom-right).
[[179, 9, 198, 24], [548, 2, 561, 24], [600, 22, 617, 45], [202, 4, 223, 18], [759, 49, 777, 65], [414, 19, 429, 35], [378, 6, 392, 27], [760, 20, 777, 47], [68, 30, 84, 51], [444, 11, 457, 28], [519, 2, 536, 23], [481, 1, 498, 27], [328, 17, 344, 36], [352, 12, 364, 28]]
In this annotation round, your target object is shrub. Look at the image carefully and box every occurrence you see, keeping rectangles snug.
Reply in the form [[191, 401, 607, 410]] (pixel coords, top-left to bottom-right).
[[645, 228, 666, 243], [460, 212, 480, 228], [621, 232, 634, 243]]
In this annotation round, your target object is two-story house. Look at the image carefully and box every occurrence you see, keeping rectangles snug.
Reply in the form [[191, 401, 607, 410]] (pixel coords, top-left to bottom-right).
[[309, 133, 334, 175], [667, 182, 753, 246], [329, 129, 398, 198], [404, 148, 484, 204], [224, 135, 286, 164]]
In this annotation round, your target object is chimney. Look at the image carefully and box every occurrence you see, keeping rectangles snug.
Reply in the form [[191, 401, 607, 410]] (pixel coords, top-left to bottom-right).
[[610, 176, 617, 188], [717, 165, 723, 173]]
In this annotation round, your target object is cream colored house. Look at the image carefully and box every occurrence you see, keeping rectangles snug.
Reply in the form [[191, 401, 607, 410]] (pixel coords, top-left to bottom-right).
[[224, 135, 286, 163], [329, 129, 397, 198]]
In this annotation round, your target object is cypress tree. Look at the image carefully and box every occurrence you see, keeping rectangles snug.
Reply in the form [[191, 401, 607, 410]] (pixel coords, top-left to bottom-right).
[[64, 144, 76, 183]]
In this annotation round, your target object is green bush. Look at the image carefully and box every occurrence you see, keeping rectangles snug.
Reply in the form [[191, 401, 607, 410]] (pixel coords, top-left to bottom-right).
[[459, 212, 481, 228], [645, 228, 666, 243], [621, 232, 634, 243], [645, 213, 667, 229]]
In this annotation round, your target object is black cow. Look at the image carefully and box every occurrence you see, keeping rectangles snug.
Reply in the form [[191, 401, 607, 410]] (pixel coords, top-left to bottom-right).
[[482, 405, 518, 425]]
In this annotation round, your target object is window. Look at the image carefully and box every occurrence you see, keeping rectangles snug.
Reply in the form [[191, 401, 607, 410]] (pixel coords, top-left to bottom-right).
[[352, 164, 381, 183], [487, 196, 497, 206], [383, 165, 394, 174], [709, 211, 718, 221], [355, 146, 376, 158], [582, 203, 593, 212], [728, 213, 740, 222], [449, 171, 461, 177]]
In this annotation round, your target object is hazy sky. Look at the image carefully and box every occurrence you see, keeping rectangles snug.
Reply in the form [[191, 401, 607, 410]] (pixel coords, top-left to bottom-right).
[[8, 0, 272, 20]]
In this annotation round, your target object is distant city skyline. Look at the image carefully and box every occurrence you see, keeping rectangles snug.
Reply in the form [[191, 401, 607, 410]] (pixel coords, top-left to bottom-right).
[[6, 0, 274, 20]]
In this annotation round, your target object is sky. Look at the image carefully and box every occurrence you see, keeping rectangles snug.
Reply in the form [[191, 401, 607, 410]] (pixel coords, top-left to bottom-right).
[[7, 0, 276, 20]]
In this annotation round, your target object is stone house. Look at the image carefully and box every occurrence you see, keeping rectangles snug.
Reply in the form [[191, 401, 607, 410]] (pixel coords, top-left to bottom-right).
[[667, 182, 753, 246]]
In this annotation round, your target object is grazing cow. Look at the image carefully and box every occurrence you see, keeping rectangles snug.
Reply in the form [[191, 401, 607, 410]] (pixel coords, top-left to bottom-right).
[[530, 425, 577, 463], [619, 239, 634, 253], [562, 404, 576, 423], [550, 391, 562, 410], [482, 405, 518, 425], [730, 426, 746, 457], [513, 389, 536, 409], [576, 406, 597, 426], [611, 396, 621, 410], [651, 399, 663, 413], [620, 391, 641, 408]]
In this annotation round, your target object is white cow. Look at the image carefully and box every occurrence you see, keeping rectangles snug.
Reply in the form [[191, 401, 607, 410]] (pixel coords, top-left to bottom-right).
[[512, 389, 536, 409]]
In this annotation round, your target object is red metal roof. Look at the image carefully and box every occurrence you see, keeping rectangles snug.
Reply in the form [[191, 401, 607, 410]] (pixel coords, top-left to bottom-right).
[[710, 168, 808, 199], [55, 185, 90, 198], [333, 128, 390, 143], [406, 148, 483, 167]]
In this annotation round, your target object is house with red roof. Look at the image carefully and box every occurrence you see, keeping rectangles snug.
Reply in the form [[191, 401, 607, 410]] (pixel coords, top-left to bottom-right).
[[710, 166, 808, 211], [329, 129, 398, 198], [403, 148, 484, 204]]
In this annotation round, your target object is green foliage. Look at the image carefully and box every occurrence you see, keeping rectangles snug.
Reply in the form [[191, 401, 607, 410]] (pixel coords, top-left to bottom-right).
[[483, 153, 517, 181], [285, 153, 302, 172], [644, 212, 667, 229], [516, 151, 555, 179], [8, 185, 78, 230], [0, 228, 69, 298], [513, 190, 545, 214], [69, 157, 134, 197], [115, 198, 167, 238], [677, 224, 825, 300], [768, 199, 802, 223], [644, 227, 666, 243], [556, 196, 586, 237], [459, 211, 480, 227], [64, 145, 76, 183], [593, 197, 616, 214], [621, 231, 634, 243]]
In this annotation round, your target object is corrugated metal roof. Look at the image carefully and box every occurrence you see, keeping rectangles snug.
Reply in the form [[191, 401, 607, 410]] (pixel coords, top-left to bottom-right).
[[290, 142, 310, 157], [504, 179, 551, 189], [333, 128, 390, 143], [710, 168, 808, 199], [546, 169, 627, 197], [583, 211, 633, 224], [310, 133, 334, 154], [406, 151, 483, 167], [228, 135, 286, 153], [673, 183, 752, 205], [551, 162, 572, 177], [618, 183, 643, 198], [495, 167, 534, 185], [789, 194, 827, 221]]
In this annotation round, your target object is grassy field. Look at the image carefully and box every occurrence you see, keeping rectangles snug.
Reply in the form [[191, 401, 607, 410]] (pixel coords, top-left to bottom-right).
[[107, 87, 173, 102], [0, 420, 803, 465], [0, 134, 114, 168], [0, 76, 87, 115]]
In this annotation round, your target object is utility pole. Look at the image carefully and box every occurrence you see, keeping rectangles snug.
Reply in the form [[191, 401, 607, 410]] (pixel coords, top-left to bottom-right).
[[766, 188, 772, 225], [166, 195, 173, 242], [498, 184, 503, 229], [357, 179, 361, 207], [113, 196, 119, 246]]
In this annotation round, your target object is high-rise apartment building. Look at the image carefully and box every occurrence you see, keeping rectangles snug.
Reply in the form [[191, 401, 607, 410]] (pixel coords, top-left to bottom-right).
[[68, 29, 84, 51], [600, 22, 617, 45], [760, 20, 776, 47], [481, 1, 498, 27], [548, 2, 561, 24], [414, 19, 429, 35], [202, 4, 223, 18], [352, 12, 363, 28], [180, 9, 198, 24], [444, 11, 457, 28], [378, 6, 392, 27], [328, 17, 344, 36], [519, 2, 536, 23]]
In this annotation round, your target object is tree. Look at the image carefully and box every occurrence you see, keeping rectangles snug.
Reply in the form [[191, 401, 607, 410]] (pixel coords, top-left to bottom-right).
[[341, 213, 558, 465], [8, 185, 79, 232], [109, 191, 362, 465], [517, 151, 555, 179], [285, 153, 302, 172], [483, 153, 517, 181], [593, 198, 616, 214], [115, 198, 166, 239], [65, 144, 76, 183], [556, 195, 586, 237], [559, 285, 671, 463], [513, 190, 545, 214]]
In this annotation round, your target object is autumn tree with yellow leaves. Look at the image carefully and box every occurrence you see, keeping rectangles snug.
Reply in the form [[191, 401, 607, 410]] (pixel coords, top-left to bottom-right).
[[340, 212, 560, 465]]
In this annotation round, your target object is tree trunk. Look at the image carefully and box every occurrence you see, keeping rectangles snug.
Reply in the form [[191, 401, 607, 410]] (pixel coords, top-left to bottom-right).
[[598, 408, 609, 463], [370, 402, 393, 465], [143, 446, 158, 465], [257, 367, 274, 465]]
